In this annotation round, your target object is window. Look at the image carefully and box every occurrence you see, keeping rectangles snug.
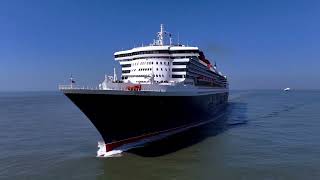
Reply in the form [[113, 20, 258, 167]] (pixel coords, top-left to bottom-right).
[[173, 62, 188, 65], [156, 68, 158, 71], [161, 68, 163, 71], [172, 68, 187, 72], [172, 75, 183, 78], [160, 62, 162, 65], [121, 64, 131, 68], [156, 62, 158, 64], [122, 70, 130, 74]]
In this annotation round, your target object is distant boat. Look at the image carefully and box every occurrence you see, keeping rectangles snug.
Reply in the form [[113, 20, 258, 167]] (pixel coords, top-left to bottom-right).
[[284, 88, 290, 91]]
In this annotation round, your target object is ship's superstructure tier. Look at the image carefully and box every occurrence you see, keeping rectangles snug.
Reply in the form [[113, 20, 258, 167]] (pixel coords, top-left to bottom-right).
[[114, 25, 228, 88]]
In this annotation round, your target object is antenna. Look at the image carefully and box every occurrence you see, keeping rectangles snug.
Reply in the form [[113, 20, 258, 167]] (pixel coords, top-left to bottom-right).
[[113, 68, 118, 82], [155, 24, 173, 46], [177, 32, 180, 45], [169, 33, 172, 45], [70, 74, 75, 88], [157, 24, 165, 45]]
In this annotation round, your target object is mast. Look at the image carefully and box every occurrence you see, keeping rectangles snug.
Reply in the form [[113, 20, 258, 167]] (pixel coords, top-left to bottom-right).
[[70, 74, 75, 88], [158, 24, 164, 45], [113, 68, 118, 82]]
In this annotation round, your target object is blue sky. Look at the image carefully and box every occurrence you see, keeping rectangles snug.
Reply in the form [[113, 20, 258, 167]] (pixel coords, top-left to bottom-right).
[[0, 0, 319, 91]]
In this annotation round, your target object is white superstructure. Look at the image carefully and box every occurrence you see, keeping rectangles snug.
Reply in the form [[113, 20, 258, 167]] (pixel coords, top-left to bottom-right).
[[114, 24, 228, 88], [60, 24, 228, 92]]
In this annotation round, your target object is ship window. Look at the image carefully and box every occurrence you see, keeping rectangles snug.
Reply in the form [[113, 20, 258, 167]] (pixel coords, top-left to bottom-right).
[[121, 64, 131, 68], [172, 75, 183, 78], [162, 74, 164, 77], [160, 62, 162, 65], [161, 68, 163, 71], [156, 62, 158, 64], [165, 68, 167, 71], [173, 62, 188, 65], [156, 68, 158, 71], [122, 70, 130, 74], [172, 68, 187, 72], [152, 62, 154, 64]]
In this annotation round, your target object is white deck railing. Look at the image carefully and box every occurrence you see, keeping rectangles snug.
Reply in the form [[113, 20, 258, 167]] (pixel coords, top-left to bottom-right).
[[58, 85, 100, 90], [58, 83, 170, 92]]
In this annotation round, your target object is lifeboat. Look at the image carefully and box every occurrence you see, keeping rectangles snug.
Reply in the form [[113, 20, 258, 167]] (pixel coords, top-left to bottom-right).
[[126, 84, 142, 91]]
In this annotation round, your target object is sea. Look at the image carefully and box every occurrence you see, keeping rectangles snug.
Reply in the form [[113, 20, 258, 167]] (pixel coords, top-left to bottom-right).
[[0, 90, 320, 180]]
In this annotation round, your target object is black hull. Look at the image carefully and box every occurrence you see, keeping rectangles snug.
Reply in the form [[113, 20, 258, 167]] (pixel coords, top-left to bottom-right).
[[63, 90, 228, 149]]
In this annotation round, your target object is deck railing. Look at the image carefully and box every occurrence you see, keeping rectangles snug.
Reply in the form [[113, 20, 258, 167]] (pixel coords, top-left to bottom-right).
[[58, 83, 169, 92], [58, 85, 100, 90]]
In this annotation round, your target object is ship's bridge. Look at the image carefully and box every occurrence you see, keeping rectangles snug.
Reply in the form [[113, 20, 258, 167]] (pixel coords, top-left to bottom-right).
[[113, 25, 202, 84], [115, 45, 200, 84]]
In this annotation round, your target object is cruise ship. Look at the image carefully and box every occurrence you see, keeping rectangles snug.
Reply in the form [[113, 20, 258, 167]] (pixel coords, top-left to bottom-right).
[[59, 24, 229, 157]]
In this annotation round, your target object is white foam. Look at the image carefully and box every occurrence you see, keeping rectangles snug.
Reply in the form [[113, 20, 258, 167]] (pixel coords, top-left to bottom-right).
[[96, 127, 194, 157], [97, 142, 123, 157]]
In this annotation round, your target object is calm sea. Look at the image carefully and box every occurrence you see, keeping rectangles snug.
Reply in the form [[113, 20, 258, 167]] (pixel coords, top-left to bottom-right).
[[0, 90, 320, 180]]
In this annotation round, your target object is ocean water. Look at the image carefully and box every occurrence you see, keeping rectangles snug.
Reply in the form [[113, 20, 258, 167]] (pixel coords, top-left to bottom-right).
[[0, 90, 320, 180]]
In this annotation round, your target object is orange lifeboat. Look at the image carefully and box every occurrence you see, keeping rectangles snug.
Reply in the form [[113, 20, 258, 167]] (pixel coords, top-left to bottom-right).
[[126, 84, 142, 91]]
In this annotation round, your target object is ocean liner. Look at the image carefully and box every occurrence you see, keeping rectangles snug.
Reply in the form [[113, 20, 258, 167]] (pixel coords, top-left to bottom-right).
[[59, 24, 229, 156]]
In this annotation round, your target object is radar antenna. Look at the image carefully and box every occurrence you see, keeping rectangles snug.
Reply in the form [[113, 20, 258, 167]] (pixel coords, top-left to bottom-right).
[[155, 24, 173, 46]]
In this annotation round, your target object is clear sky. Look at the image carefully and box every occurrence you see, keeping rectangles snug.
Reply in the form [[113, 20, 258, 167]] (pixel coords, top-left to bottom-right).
[[1, 0, 319, 91]]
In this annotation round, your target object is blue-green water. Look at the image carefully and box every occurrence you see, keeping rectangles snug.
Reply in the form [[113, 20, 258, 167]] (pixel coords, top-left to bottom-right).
[[1, 90, 320, 179]]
